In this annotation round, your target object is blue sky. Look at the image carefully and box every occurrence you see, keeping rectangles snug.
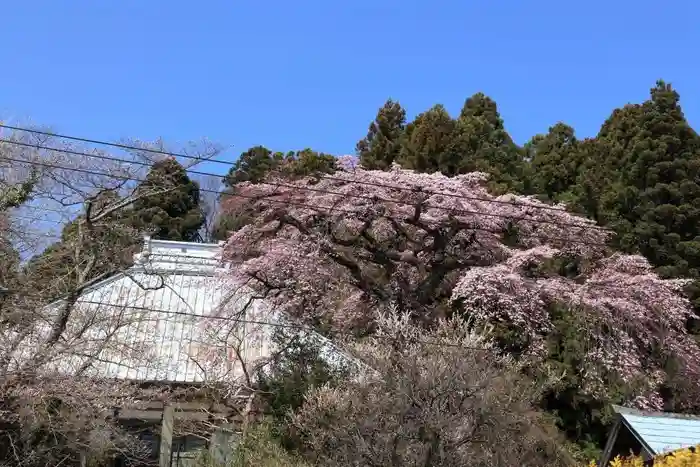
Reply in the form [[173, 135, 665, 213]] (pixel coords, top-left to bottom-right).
[[1, 0, 698, 177]]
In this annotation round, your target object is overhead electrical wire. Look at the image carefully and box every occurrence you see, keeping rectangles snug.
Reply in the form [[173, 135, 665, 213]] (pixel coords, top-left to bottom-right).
[[0, 128, 637, 361], [0, 128, 681, 379], [0, 139, 611, 237], [0, 123, 233, 165], [2, 288, 663, 366], [0, 123, 614, 222]]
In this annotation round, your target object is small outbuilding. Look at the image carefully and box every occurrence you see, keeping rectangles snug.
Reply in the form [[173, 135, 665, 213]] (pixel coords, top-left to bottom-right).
[[599, 405, 700, 466]]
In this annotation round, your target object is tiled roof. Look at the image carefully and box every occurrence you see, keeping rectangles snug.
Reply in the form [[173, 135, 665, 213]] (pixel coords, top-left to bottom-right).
[[614, 405, 700, 455]]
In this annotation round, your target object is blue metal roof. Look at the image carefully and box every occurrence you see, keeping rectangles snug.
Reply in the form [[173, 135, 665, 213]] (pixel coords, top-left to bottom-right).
[[614, 405, 700, 455]]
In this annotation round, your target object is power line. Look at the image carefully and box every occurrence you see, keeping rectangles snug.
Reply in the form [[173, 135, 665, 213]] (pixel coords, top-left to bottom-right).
[[0, 131, 686, 395], [0, 138, 610, 233], [12, 214, 65, 225], [0, 123, 614, 221], [9, 212, 691, 366], [0, 138, 220, 180], [4, 291, 674, 365], [10, 203, 609, 250], [2, 289, 514, 353], [0, 123, 233, 165], [0, 159, 611, 247], [2, 231, 685, 368], [10, 240, 688, 323]]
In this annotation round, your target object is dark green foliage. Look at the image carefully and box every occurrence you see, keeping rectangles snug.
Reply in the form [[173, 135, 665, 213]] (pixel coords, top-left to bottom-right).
[[527, 82, 700, 310], [223, 146, 285, 186], [356, 99, 407, 170], [458, 92, 503, 127], [0, 239, 20, 292], [397, 104, 455, 174], [24, 159, 205, 298], [23, 191, 137, 298], [357, 94, 526, 194], [526, 123, 583, 200], [537, 303, 624, 462], [0, 174, 36, 212], [594, 82, 700, 277], [215, 147, 337, 240], [283, 149, 337, 179], [449, 93, 526, 193], [0, 178, 36, 289], [255, 329, 350, 451], [210, 210, 255, 241], [223, 147, 338, 188], [560, 138, 612, 223], [127, 158, 205, 241]]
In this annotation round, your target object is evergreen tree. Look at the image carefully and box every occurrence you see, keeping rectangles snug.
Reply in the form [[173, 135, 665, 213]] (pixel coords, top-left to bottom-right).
[[215, 147, 337, 240], [0, 176, 36, 212], [565, 138, 612, 223], [356, 99, 407, 170], [448, 93, 526, 193], [283, 148, 337, 178], [555, 81, 700, 337], [255, 329, 350, 451], [594, 81, 700, 278], [358, 94, 525, 194], [223, 146, 284, 187], [458, 91, 503, 128], [0, 177, 37, 289], [127, 158, 205, 241], [526, 122, 582, 200], [223, 146, 338, 188], [25, 191, 137, 295], [397, 104, 455, 173]]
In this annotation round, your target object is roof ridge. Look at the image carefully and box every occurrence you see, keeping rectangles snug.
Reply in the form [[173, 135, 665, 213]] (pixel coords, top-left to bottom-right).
[[613, 405, 700, 421]]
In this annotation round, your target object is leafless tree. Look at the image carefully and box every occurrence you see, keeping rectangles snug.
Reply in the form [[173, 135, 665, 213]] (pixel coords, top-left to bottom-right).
[[0, 129, 269, 466], [291, 306, 576, 467], [194, 173, 224, 242]]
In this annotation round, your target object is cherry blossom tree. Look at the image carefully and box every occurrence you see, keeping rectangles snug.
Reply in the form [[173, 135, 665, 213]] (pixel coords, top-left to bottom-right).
[[222, 159, 700, 452], [224, 163, 608, 328]]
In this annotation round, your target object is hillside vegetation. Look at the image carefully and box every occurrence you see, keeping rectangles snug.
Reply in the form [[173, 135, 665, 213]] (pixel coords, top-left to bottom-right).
[[215, 80, 700, 461], [2, 80, 699, 465]]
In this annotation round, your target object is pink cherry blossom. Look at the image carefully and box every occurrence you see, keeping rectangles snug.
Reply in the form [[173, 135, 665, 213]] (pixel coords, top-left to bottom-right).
[[222, 160, 700, 409]]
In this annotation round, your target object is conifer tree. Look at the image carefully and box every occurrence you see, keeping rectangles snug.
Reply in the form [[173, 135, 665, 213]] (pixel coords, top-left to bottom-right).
[[526, 122, 582, 200], [356, 99, 407, 170], [127, 157, 205, 241], [223, 146, 284, 186], [448, 93, 525, 193], [594, 81, 700, 278], [397, 104, 455, 173]]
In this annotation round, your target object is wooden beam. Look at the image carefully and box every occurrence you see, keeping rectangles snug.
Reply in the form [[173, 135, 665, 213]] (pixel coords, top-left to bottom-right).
[[117, 408, 246, 423], [140, 401, 244, 412], [599, 416, 622, 467], [159, 406, 174, 467], [241, 394, 255, 435]]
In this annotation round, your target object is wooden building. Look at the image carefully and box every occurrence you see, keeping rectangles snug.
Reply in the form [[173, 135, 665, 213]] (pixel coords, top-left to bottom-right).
[[599, 405, 700, 466], [17, 236, 359, 466]]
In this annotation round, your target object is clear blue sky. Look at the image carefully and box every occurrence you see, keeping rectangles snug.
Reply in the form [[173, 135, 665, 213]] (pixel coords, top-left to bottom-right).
[[1, 0, 698, 176]]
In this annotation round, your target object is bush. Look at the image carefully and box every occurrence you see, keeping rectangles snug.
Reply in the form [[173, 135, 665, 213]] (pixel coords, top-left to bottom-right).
[[590, 445, 700, 466], [193, 421, 309, 467]]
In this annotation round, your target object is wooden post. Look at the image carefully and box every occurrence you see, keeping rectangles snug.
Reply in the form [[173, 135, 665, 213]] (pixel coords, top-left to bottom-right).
[[209, 424, 237, 465], [159, 405, 174, 467], [242, 394, 255, 434], [209, 394, 254, 465]]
